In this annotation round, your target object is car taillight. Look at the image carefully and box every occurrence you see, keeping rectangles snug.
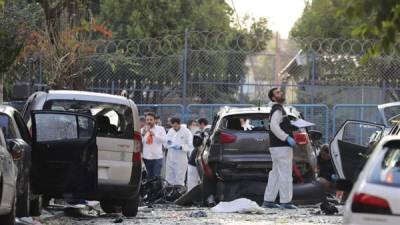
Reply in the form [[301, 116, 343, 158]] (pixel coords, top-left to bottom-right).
[[132, 131, 142, 163], [132, 152, 142, 163], [352, 193, 392, 215], [201, 157, 213, 178], [220, 132, 236, 144], [293, 131, 309, 145], [133, 131, 142, 153]]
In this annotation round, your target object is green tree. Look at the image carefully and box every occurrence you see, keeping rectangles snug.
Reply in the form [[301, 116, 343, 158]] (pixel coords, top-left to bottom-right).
[[99, 0, 233, 39], [290, 0, 358, 39], [0, 0, 41, 101], [343, 0, 400, 54], [98, 0, 272, 104]]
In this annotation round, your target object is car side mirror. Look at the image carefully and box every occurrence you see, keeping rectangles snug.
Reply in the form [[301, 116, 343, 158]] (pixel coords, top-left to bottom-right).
[[336, 179, 353, 192], [6, 139, 24, 161], [309, 130, 323, 141], [193, 134, 204, 148]]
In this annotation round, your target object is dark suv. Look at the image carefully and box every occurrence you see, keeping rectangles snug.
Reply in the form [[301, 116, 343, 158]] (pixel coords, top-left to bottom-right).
[[196, 106, 325, 204]]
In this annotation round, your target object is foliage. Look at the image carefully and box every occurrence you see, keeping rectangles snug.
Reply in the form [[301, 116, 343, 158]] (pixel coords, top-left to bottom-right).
[[98, 0, 272, 103], [0, 1, 40, 74], [343, 0, 400, 55], [99, 0, 233, 39], [290, 0, 357, 39]]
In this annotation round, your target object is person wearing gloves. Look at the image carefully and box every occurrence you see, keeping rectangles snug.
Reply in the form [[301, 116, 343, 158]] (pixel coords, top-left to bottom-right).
[[262, 88, 298, 210], [141, 112, 167, 179], [166, 117, 194, 186]]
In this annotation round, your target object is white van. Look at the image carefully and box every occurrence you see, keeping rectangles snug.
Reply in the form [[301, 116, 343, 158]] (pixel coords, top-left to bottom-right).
[[22, 90, 142, 217]]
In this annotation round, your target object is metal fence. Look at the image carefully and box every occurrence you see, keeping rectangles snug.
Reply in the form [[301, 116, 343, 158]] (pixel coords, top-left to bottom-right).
[[15, 32, 400, 106], [133, 103, 386, 144], [331, 104, 383, 136]]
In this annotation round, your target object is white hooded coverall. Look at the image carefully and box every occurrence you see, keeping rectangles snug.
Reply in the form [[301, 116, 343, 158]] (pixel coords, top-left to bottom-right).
[[263, 103, 293, 204], [166, 126, 194, 186]]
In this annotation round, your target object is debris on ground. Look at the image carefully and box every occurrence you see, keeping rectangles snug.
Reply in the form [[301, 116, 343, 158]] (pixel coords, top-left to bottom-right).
[[210, 198, 264, 214], [187, 210, 207, 218], [16, 217, 43, 225], [320, 201, 339, 215], [141, 177, 188, 204], [112, 217, 124, 223]]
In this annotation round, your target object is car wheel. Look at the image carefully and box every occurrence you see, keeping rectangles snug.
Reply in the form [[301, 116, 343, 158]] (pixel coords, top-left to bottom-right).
[[0, 194, 16, 225], [122, 194, 139, 217], [100, 200, 118, 214], [16, 178, 30, 217], [29, 195, 42, 217]]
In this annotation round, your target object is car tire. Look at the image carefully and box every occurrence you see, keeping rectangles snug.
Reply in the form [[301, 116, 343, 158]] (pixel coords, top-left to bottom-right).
[[100, 200, 118, 214], [0, 194, 16, 225], [122, 194, 139, 217], [16, 180, 30, 217], [29, 195, 42, 217]]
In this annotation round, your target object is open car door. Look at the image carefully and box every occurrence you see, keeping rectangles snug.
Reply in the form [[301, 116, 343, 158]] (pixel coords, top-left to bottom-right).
[[30, 110, 97, 198], [329, 120, 385, 183]]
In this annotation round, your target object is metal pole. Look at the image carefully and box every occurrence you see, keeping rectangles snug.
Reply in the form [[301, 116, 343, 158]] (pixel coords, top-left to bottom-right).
[[182, 29, 189, 107], [39, 55, 43, 89], [311, 52, 316, 104]]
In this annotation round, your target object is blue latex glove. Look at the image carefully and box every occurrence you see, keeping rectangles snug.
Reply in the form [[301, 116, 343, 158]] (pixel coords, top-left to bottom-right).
[[331, 174, 339, 182], [170, 144, 182, 150], [287, 136, 296, 147]]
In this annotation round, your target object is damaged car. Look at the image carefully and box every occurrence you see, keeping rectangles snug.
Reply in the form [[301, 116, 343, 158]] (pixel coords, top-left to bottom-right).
[[329, 102, 400, 191], [23, 91, 142, 217], [0, 105, 41, 218], [179, 106, 326, 206], [0, 129, 18, 225]]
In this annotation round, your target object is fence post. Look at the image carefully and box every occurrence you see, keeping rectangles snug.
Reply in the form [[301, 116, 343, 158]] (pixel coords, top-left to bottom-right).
[[381, 80, 386, 103], [182, 28, 189, 107], [111, 80, 115, 95], [311, 51, 316, 105]]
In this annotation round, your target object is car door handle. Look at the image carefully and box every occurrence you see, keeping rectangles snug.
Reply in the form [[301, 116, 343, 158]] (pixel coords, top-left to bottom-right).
[[256, 138, 265, 142]]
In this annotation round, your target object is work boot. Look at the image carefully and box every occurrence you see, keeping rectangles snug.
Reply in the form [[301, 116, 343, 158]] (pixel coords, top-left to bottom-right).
[[280, 202, 298, 209], [261, 201, 281, 209]]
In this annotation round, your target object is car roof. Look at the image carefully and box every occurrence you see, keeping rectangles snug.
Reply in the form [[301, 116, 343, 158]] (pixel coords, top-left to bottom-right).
[[41, 90, 132, 106], [0, 105, 17, 116], [217, 106, 300, 117]]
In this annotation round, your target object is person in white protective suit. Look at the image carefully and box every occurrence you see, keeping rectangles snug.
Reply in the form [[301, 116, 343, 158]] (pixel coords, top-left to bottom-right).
[[166, 117, 194, 186], [262, 88, 298, 210], [186, 118, 210, 191]]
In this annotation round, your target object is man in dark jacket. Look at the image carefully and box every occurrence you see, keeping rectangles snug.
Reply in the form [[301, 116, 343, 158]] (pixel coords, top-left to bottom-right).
[[262, 88, 297, 209]]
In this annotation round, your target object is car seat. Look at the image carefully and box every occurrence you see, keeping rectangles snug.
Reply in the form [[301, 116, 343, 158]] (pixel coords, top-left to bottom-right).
[[97, 116, 111, 134]]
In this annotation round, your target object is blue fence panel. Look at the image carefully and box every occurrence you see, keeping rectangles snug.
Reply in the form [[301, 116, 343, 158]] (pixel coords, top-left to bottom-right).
[[137, 104, 185, 126], [332, 104, 383, 140], [186, 104, 255, 123], [290, 104, 330, 143]]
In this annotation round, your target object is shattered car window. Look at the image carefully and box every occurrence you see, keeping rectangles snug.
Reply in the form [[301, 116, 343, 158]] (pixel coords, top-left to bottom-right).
[[342, 123, 382, 146], [36, 114, 78, 142], [44, 100, 133, 139], [222, 114, 269, 131]]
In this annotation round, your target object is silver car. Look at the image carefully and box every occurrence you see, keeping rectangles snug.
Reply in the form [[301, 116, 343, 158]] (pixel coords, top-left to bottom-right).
[[0, 129, 18, 225]]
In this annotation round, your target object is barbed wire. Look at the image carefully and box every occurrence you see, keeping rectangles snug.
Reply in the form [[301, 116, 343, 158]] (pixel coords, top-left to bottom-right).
[[91, 32, 400, 58]]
